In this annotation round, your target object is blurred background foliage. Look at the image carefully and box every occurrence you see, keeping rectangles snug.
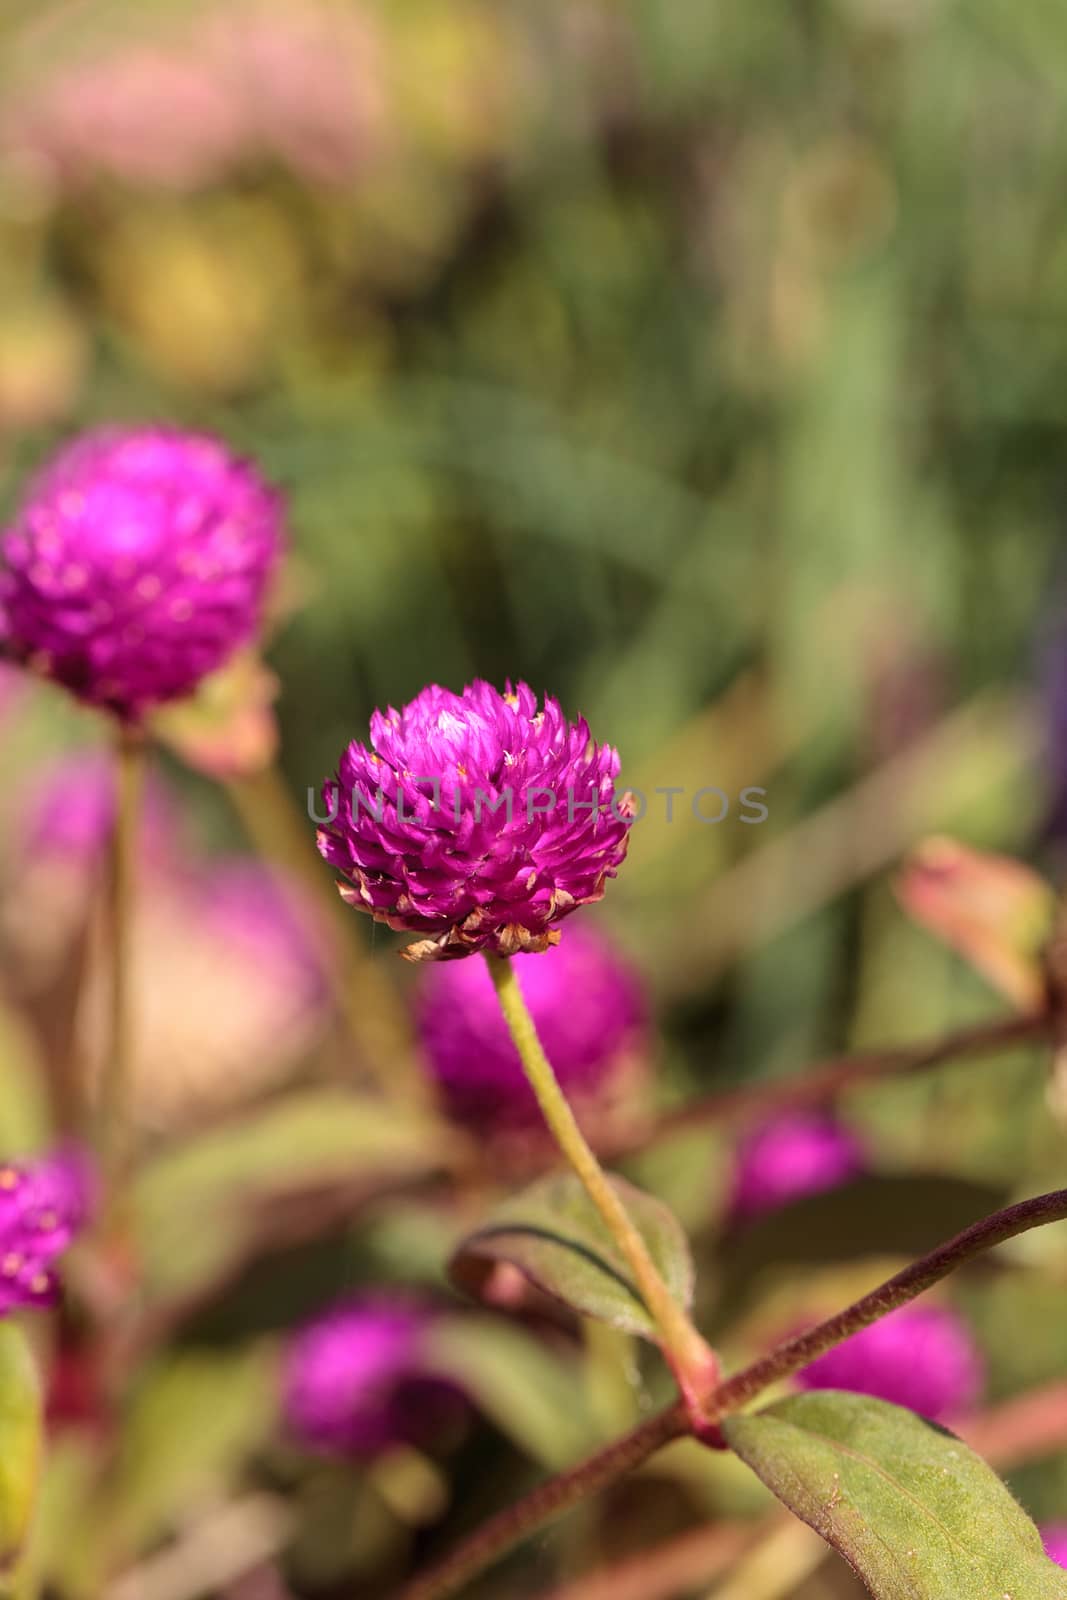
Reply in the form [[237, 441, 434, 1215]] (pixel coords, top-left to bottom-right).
[[2, 0, 1067, 1596]]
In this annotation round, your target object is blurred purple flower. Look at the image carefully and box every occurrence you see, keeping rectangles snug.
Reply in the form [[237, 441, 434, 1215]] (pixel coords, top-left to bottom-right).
[[795, 1303, 984, 1421], [17, 748, 177, 866], [1041, 1526, 1067, 1569], [317, 680, 633, 962], [0, 1147, 95, 1315], [200, 859, 332, 1016], [3, 753, 331, 1130], [106, 856, 333, 1130], [415, 924, 646, 1133], [283, 1298, 461, 1457], [0, 426, 284, 720], [729, 1112, 867, 1221]]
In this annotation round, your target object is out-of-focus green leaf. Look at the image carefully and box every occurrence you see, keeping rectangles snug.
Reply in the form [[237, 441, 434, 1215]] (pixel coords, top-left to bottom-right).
[[0, 1006, 50, 1156], [135, 1089, 449, 1301], [449, 1172, 694, 1342], [716, 1174, 1007, 1314], [0, 1323, 41, 1573], [724, 1390, 1067, 1598], [422, 1315, 596, 1469], [100, 1347, 278, 1557]]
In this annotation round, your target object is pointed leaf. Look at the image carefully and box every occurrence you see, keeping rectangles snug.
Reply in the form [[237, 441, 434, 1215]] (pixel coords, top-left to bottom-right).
[[0, 1323, 42, 1570], [450, 1171, 693, 1341], [723, 1390, 1067, 1598]]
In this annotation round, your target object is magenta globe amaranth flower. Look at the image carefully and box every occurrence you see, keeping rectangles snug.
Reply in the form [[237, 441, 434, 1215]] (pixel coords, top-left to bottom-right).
[[729, 1112, 867, 1221], [283, 1299, 461, 1457], [0, 1147, 95, 1315], [1041, 1526, 1067, 1569], [796, 1303, 983, 1421], [0, 426, 284, 720], [415, 925, 646, 1133], [317, 680, 634, 961]]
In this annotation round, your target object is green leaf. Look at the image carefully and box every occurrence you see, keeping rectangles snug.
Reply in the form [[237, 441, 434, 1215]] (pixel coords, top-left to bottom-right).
[[0, 1322, 42, 1571], [449, 1171, 694, 1341], [716, 1174, 1007, 1313], [723, 1390, 1067, 1598], [101, 1347, 279, 1555], [421, 1314, 597, 1470], [135, 1089, 450, 1301]]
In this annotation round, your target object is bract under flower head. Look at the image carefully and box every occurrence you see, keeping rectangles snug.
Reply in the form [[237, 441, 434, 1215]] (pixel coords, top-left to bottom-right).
[[317, 680, 633, 961]]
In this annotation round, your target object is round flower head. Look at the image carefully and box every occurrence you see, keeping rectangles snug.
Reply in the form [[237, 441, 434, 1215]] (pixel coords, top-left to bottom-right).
[[317, 680, 633, 961], [729, 1112, 867, 1222], [0, 426, 284, 720], [1041, 1526, 1067, 1569], [795, 1303, 983, 1421], [415, 925, 647, 1133], [283, 1298, 461, 1457], [0, 1146, 95, 1315]]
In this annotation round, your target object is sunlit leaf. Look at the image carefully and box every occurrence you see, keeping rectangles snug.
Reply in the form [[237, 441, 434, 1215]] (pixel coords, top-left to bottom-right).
[[450, 1171, 694, 1342], [724, 1390, 1067, 1598]]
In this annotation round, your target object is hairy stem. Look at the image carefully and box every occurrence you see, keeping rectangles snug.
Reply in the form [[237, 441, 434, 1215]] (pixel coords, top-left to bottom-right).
[[394, 1400, 689, 1600], [707, 1185, 1067, 1417], [398, 1183, 1067, 1599], [485, 952, 719, 1419], [97, 724, 144, 1189]]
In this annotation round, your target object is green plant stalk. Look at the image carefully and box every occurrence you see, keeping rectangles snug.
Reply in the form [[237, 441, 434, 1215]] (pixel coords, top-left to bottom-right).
[[397, 1181, 1067, 1600], [97, 723, 144, 1189], [485, 952, 720, 1423]]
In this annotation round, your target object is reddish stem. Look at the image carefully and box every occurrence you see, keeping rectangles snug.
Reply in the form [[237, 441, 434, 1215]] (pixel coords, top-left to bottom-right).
[[611, 1009, 1051, 1157], [392, 1401, 689, 1600]]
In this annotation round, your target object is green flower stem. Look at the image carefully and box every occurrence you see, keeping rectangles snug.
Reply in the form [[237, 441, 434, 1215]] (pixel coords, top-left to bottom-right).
[[485, 952, 720, 1421], [97, 723, 144, 1190]]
